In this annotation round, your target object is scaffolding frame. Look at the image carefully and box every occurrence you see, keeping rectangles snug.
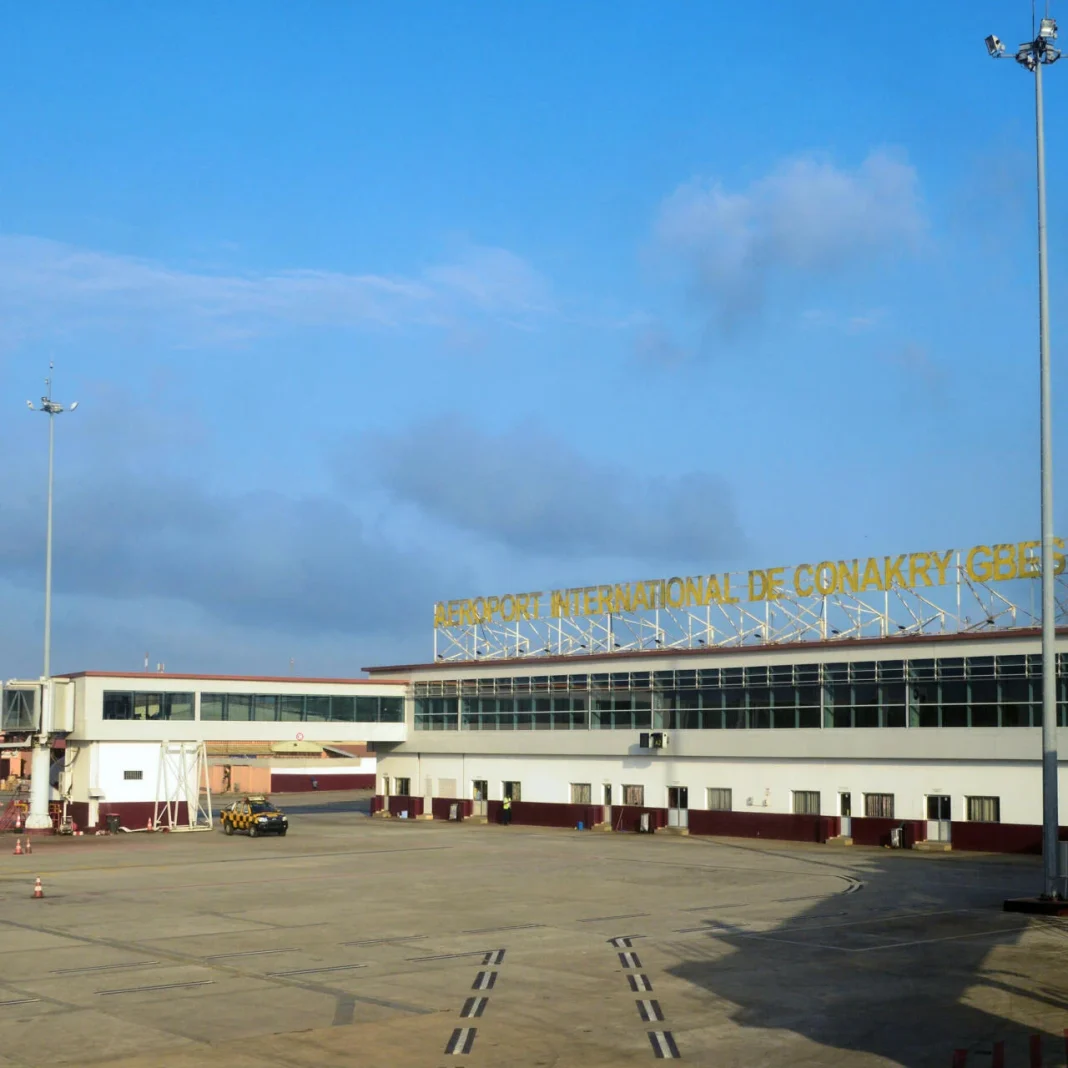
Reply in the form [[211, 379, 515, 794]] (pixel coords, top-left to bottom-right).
[[433, 560, 1068, 663], [153, 741, 213, 832]]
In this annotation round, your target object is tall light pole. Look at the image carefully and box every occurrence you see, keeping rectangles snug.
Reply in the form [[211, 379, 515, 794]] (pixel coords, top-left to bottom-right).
[[24, 367, 78, 830], [987, 18, 1062, 898]]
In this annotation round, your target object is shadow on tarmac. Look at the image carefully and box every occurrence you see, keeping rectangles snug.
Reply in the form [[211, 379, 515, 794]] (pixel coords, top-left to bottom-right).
[[667, 840, 1065, 1066]]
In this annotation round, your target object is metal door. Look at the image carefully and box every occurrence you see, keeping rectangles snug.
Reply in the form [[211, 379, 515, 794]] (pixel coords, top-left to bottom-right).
[[839, 792, 852, 838], [667, 786, 689, 829], [472, 779, 488, 819], [926, 795, 951, 842]]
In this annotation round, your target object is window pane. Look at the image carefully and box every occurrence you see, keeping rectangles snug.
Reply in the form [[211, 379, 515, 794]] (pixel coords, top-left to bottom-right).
[[749, 707, 771, 730], [201, 694, 224, 721], [864, 793, 894, 818], [165, 693, 195, 720], [305, 696, 330, 722], [793, 791, 820, 815], [707, 787, 732, 811], [798, 706, 821, 728], [971, 704, 998, 727], [967, 796, 1000, 823], [570, 783, 592, 804], [331, 696, 355, 722], [355, 697, 378, 722], [227, 695, 252, 721], [853, 706, 879, 728], [772, 707, 796, 729], [623, 784, 644, 806], [134, 693, 163, 721], [104, 692, 133, 720], [252, 695, 278, 722], [279, 696, 304, 721], [940, 658, 965, 679]]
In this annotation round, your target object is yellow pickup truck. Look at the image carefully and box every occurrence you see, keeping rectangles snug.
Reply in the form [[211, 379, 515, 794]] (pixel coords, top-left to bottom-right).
[[220, 795, 289, 837]]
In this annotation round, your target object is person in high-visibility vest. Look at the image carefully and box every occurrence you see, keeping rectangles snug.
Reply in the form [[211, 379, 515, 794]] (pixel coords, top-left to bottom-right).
[[501, 795, 512, 826]]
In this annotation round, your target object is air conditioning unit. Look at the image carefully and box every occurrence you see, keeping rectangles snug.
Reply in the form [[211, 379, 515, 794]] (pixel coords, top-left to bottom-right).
[[639, 732, 669, 751]]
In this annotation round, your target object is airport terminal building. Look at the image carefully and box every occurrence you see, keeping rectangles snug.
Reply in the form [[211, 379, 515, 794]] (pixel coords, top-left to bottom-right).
[[366, 542, 1068, 852], [1, 672, 405, 831], [5, 539, 1068, 851]]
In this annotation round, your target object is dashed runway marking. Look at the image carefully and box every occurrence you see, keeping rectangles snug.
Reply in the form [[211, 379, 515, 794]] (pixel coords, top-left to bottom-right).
[[648, 1030, 681, 1059], [471, 971, 497, 990], [580, 912, 650, 923], [628, 974, 653, 992], [636, 999, 664, 1022], [482, 949, 505, 965], [609, 936, 633, 948], [461, 996, 488, 1018], [618, 951, 642, 968], [0, 998, 40, 1008], [444, 1026, 477, 1055]]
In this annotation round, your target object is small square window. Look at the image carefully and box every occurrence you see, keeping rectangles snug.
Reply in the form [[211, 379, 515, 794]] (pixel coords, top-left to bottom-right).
[[123, 770, 143, 781]]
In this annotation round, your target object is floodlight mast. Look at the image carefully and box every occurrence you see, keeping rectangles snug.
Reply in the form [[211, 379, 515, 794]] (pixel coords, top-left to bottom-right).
[[987, 17, 1062, 898], [23, 366, 78, 832]]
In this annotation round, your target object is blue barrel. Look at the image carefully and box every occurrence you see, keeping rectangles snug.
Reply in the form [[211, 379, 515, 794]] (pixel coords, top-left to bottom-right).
[[576, 821, 585, 831]]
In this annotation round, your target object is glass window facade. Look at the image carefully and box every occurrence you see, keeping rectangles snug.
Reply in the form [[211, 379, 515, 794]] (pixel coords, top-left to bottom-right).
[[104, 692, 399, 722], [199, 693, 402, 723], [103, 692, 195, 721], [413, 652, 1068, 731]]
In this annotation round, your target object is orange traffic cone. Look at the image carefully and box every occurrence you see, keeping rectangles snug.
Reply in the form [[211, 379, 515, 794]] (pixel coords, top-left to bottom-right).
[[13, 837, 22, 856], [32, 878, 43, 899], [146, 818, 153, 831], [25, 838, 31, 855]]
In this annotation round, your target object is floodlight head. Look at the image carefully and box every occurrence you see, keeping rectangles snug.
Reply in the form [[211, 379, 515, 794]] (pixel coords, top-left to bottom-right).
[[69, 401, 78, 411], [985, 33, 1004, 56], [1039, 17, 1057, 40], [26, 400, 35, 410]]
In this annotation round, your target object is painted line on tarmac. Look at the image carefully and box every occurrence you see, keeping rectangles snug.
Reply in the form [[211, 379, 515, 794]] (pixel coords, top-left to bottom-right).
[[461, 996, 488, 1018], [444, 1026, 477, 1055], [0, 998, 40, 1007], [203, 948, 294, 961], [618, 952, 642, 968], [636, 999, 665, 1022], [342, 935, 426, 947], [482, 949, 505, 965], [462, 922, 544, 934], [267, 963, 369, 977], [628, 974, 653, 992], [471, 971, 497, 991], [408, 950, 487, 963], [52, 960, 160, 974], [98, 979, 215, 996], [579, 912, 650, 923], [648, 1030, 681, 1059], [609, 936, 633, 948]]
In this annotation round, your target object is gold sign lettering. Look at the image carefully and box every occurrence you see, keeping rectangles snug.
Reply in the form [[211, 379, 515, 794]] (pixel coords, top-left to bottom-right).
[[432, 542, 1061, 627]]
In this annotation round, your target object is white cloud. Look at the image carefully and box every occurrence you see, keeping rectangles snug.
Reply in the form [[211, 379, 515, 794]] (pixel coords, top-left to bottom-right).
[[0, 235, 553, 346], [654, 150, 926, 332]]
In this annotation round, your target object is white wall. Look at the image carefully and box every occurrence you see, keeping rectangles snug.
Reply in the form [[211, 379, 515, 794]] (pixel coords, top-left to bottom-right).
[[68, 675, 407, 745], [377, 750, 1065, 826]]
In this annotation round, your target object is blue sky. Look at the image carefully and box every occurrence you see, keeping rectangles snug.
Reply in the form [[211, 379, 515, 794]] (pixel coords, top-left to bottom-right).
[[0, 1, 1065, 676]]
